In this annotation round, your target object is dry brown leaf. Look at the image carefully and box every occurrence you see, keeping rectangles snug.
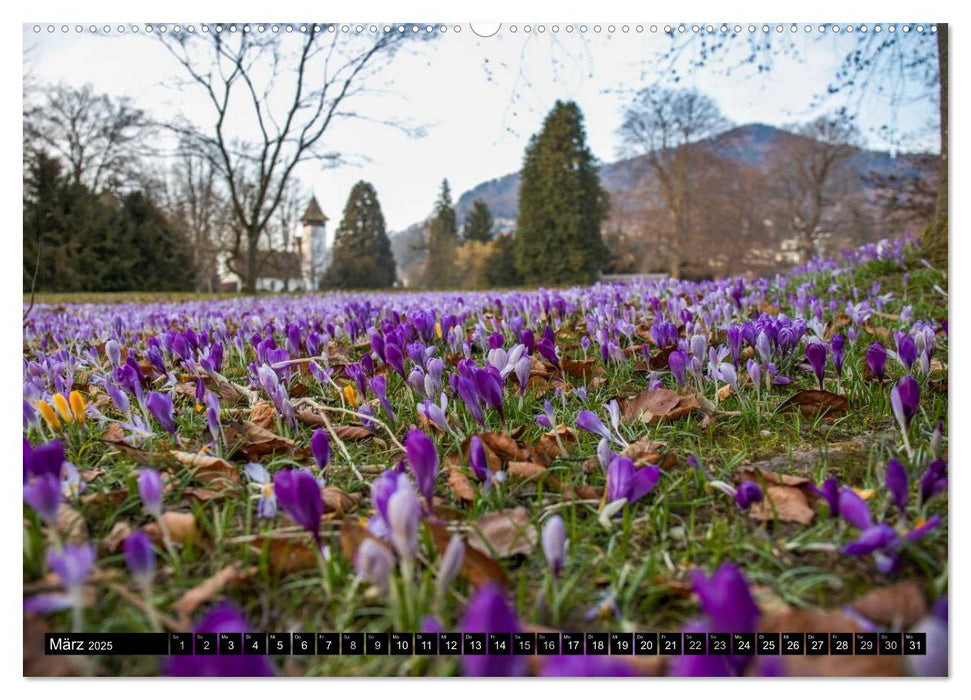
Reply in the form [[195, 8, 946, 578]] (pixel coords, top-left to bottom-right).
[[478, 432, 532, 463], [249, 400, 277, 429], [717, 383, 734, 401], [255, 537, 318, 574], [225, 421, 295, 459], [778, 389, 849, 419], [332, 425, 373, 442], [534, 425, 577, 463], [323, 486, 361, 515], [738, 467, 811, 487], [623, 436, 677, 469], [102, 435, 154, 462], [562, 483, 603, 500], [851, 581, 927, 629], [506, 460, 555, 485], [447, 468, 476, 503], [560, 358, 603, 380], [144, 511, 199, 546], [748, 485, 816, 524], [339, 518, 381, 563], [427, 521, 509, 588], [172, 564, 245, 623], [620, 389, 701, 425], [55, 503, 87, 544], [467, 507, 537, 559], [182, 486, 231, 502], [171, 450, 241, 487], [80, 489, 128, 508]]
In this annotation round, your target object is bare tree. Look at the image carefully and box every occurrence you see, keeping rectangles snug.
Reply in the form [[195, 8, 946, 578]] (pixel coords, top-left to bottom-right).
[[167, 146, 226, 292], [617, 87, 731, 277], [24, 83, 153, 192], [159, 26, 418, 292], [768, 111, 860, 261]]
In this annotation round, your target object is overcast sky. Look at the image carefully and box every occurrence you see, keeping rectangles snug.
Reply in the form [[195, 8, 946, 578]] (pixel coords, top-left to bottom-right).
[[23, 24, 939, 233]]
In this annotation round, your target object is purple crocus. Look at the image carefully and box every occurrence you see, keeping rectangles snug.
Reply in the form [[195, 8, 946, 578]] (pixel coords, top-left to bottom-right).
[[23, 472, 61, 525], [354, 538, 394, 595], [866, 342, 887, 380], [606, 456, 660, 506], [576, 410, 613, 442], [123, 530, 156, 583], [468, 435, 491, 487], [405, 428, 439, 508], [24, 439, 65, 482], [890, 375, 921, 432], [145, 391, 176, 435], [460, 584, 525, 677], [734, 481, 763, 511], [387, 479, 422, 562], [273, 468, 323, 545], [437, 534, 465, 592], [894, 332, 918, 371], [810, 477, 841, 517], [243, 463, 277, 519], [669, 350, 688, 389], [369, 374, 396, 425], [830, 333, 845, 384], [138, 468, 164, 518], [385, 342, 406, 379], [24, 543, 96, 618], [885, 458, 909, 512], [165, 603, 273, 676], [805, 342, 827, 390], [542, 514, 567, 577], [310, 429, 330, 472], [691, 562, 759, 634], [919, 459, 947, 504]]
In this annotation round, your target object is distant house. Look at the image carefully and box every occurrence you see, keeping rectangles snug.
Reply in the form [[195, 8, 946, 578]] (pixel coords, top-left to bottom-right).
[[217, 197, 330, 293]]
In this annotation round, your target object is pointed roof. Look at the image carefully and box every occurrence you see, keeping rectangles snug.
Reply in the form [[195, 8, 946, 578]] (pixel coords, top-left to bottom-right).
[[301, 197, 328, 224]]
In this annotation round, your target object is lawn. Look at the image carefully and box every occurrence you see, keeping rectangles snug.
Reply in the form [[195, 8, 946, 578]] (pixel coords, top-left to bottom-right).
[[22, 235, 947, 677]]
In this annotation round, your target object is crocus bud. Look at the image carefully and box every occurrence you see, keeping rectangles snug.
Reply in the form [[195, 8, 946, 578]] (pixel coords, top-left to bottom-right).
[[805, 342, 827, 391], [885, 458, 909, 512], [387, 481, 422, 562], [437, 534, 465, 592], [145, 392, 176, 435], [405, 428, 439, 508], [138, 468, 163, 518], [734, 481, 763, 511], [310, 429, 330, 472], [468, 435, 491, 486], [105, 339, 122, 368], [866, 342, 887, 380], [542, 515, 566, 577], [123, 530, 156, 583], [273, 468, 324, 545], [890, 375, 921, 432], [23, 472, 61, 525], [355, 538, 394, 595], [576, 410, 612, 442]]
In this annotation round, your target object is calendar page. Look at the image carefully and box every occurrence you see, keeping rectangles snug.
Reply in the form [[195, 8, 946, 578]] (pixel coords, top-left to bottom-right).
[[21, 11, 948, 683]]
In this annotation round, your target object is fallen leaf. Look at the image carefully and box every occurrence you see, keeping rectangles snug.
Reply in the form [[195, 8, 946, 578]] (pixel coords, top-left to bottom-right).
[[332, 425, 373, 442], [623, 436, 677, 469], [851, 581, 927, 629], [339, 519, 373, 562], [717, 383, 734, 401], [255, 537, 318, 574], [427, 521, 509, 588], [560, 358, 603, 380], [447, 468, 476, 503], [478, 432, 532, 463], [467, 507, 538, 559], [737, 467, 811, 487], [620, 389, 701, 425], [534, 425, 577, 463], [777, 390, 849, 419], [748, 485, 816, 525], [171, 450, 241, 487], [55, 503, 87, 544], [144, 512, 199, 546], [323, 486, 361, 515], [183, 487, 230, 502], [506, 460, 555, 486], [172, 564, 245, 623], [249, 400, 277, 429], [225, 421, 295, 459]]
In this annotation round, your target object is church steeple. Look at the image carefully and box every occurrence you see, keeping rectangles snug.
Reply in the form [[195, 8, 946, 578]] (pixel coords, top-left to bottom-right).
[[301, 197, 328, 226]]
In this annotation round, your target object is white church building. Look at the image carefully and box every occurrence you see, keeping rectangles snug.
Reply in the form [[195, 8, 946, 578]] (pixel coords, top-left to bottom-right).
[[217, 197, 331, 293]]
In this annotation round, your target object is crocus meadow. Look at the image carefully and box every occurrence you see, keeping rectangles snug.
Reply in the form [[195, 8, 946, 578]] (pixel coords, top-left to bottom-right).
[[22, 236, 947, 676]]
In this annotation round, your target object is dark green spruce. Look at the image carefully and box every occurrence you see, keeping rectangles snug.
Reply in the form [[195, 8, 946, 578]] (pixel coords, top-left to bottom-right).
[[322, 180, 396, 289], [514, 100, 609, 285]]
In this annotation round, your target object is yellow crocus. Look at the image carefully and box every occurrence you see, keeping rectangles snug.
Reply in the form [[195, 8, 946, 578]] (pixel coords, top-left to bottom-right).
[[36, 400, 62, 431], [53, 393, 73, 424], [435, 321, 442, 339], [343, 384, 360, 408], [853, 488, 876, 501], [69, 391, 86, 425]]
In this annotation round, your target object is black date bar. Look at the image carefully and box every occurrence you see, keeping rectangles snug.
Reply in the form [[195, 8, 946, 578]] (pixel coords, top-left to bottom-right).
[[46, 633, 170, 655]]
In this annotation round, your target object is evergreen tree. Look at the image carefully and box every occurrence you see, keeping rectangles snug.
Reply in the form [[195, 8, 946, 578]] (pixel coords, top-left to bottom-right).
[[485, 232, 523, 287], [114, 192, 196, 291], [514, 101, 609, 285], [463, 199, 494, 242], [322, 181, 396, 289], [422, 179, 460, 288]]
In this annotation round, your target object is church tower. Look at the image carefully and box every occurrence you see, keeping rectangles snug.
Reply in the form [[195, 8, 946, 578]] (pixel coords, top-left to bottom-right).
[[298, 197, 329, 290]]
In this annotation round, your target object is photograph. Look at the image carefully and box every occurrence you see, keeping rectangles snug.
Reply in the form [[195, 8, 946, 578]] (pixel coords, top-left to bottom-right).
[[21, 18, 948, 679]]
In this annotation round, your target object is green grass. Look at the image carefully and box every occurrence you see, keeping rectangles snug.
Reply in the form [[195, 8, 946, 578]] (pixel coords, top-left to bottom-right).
[[23, 246, 948, 676]]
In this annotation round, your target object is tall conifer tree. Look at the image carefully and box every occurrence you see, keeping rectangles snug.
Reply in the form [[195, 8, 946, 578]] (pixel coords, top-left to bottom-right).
[[421, 179, 460, 287], [514, 101, 609, 284], [323, 181, 396, 289], [463, 199, 493, 242]]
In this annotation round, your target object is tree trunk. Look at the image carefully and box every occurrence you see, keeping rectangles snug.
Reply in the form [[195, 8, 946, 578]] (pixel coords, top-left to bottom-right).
[[802, 230, 816, 264], [244, 230, 259, 293], [926, 23, 948, 266]]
